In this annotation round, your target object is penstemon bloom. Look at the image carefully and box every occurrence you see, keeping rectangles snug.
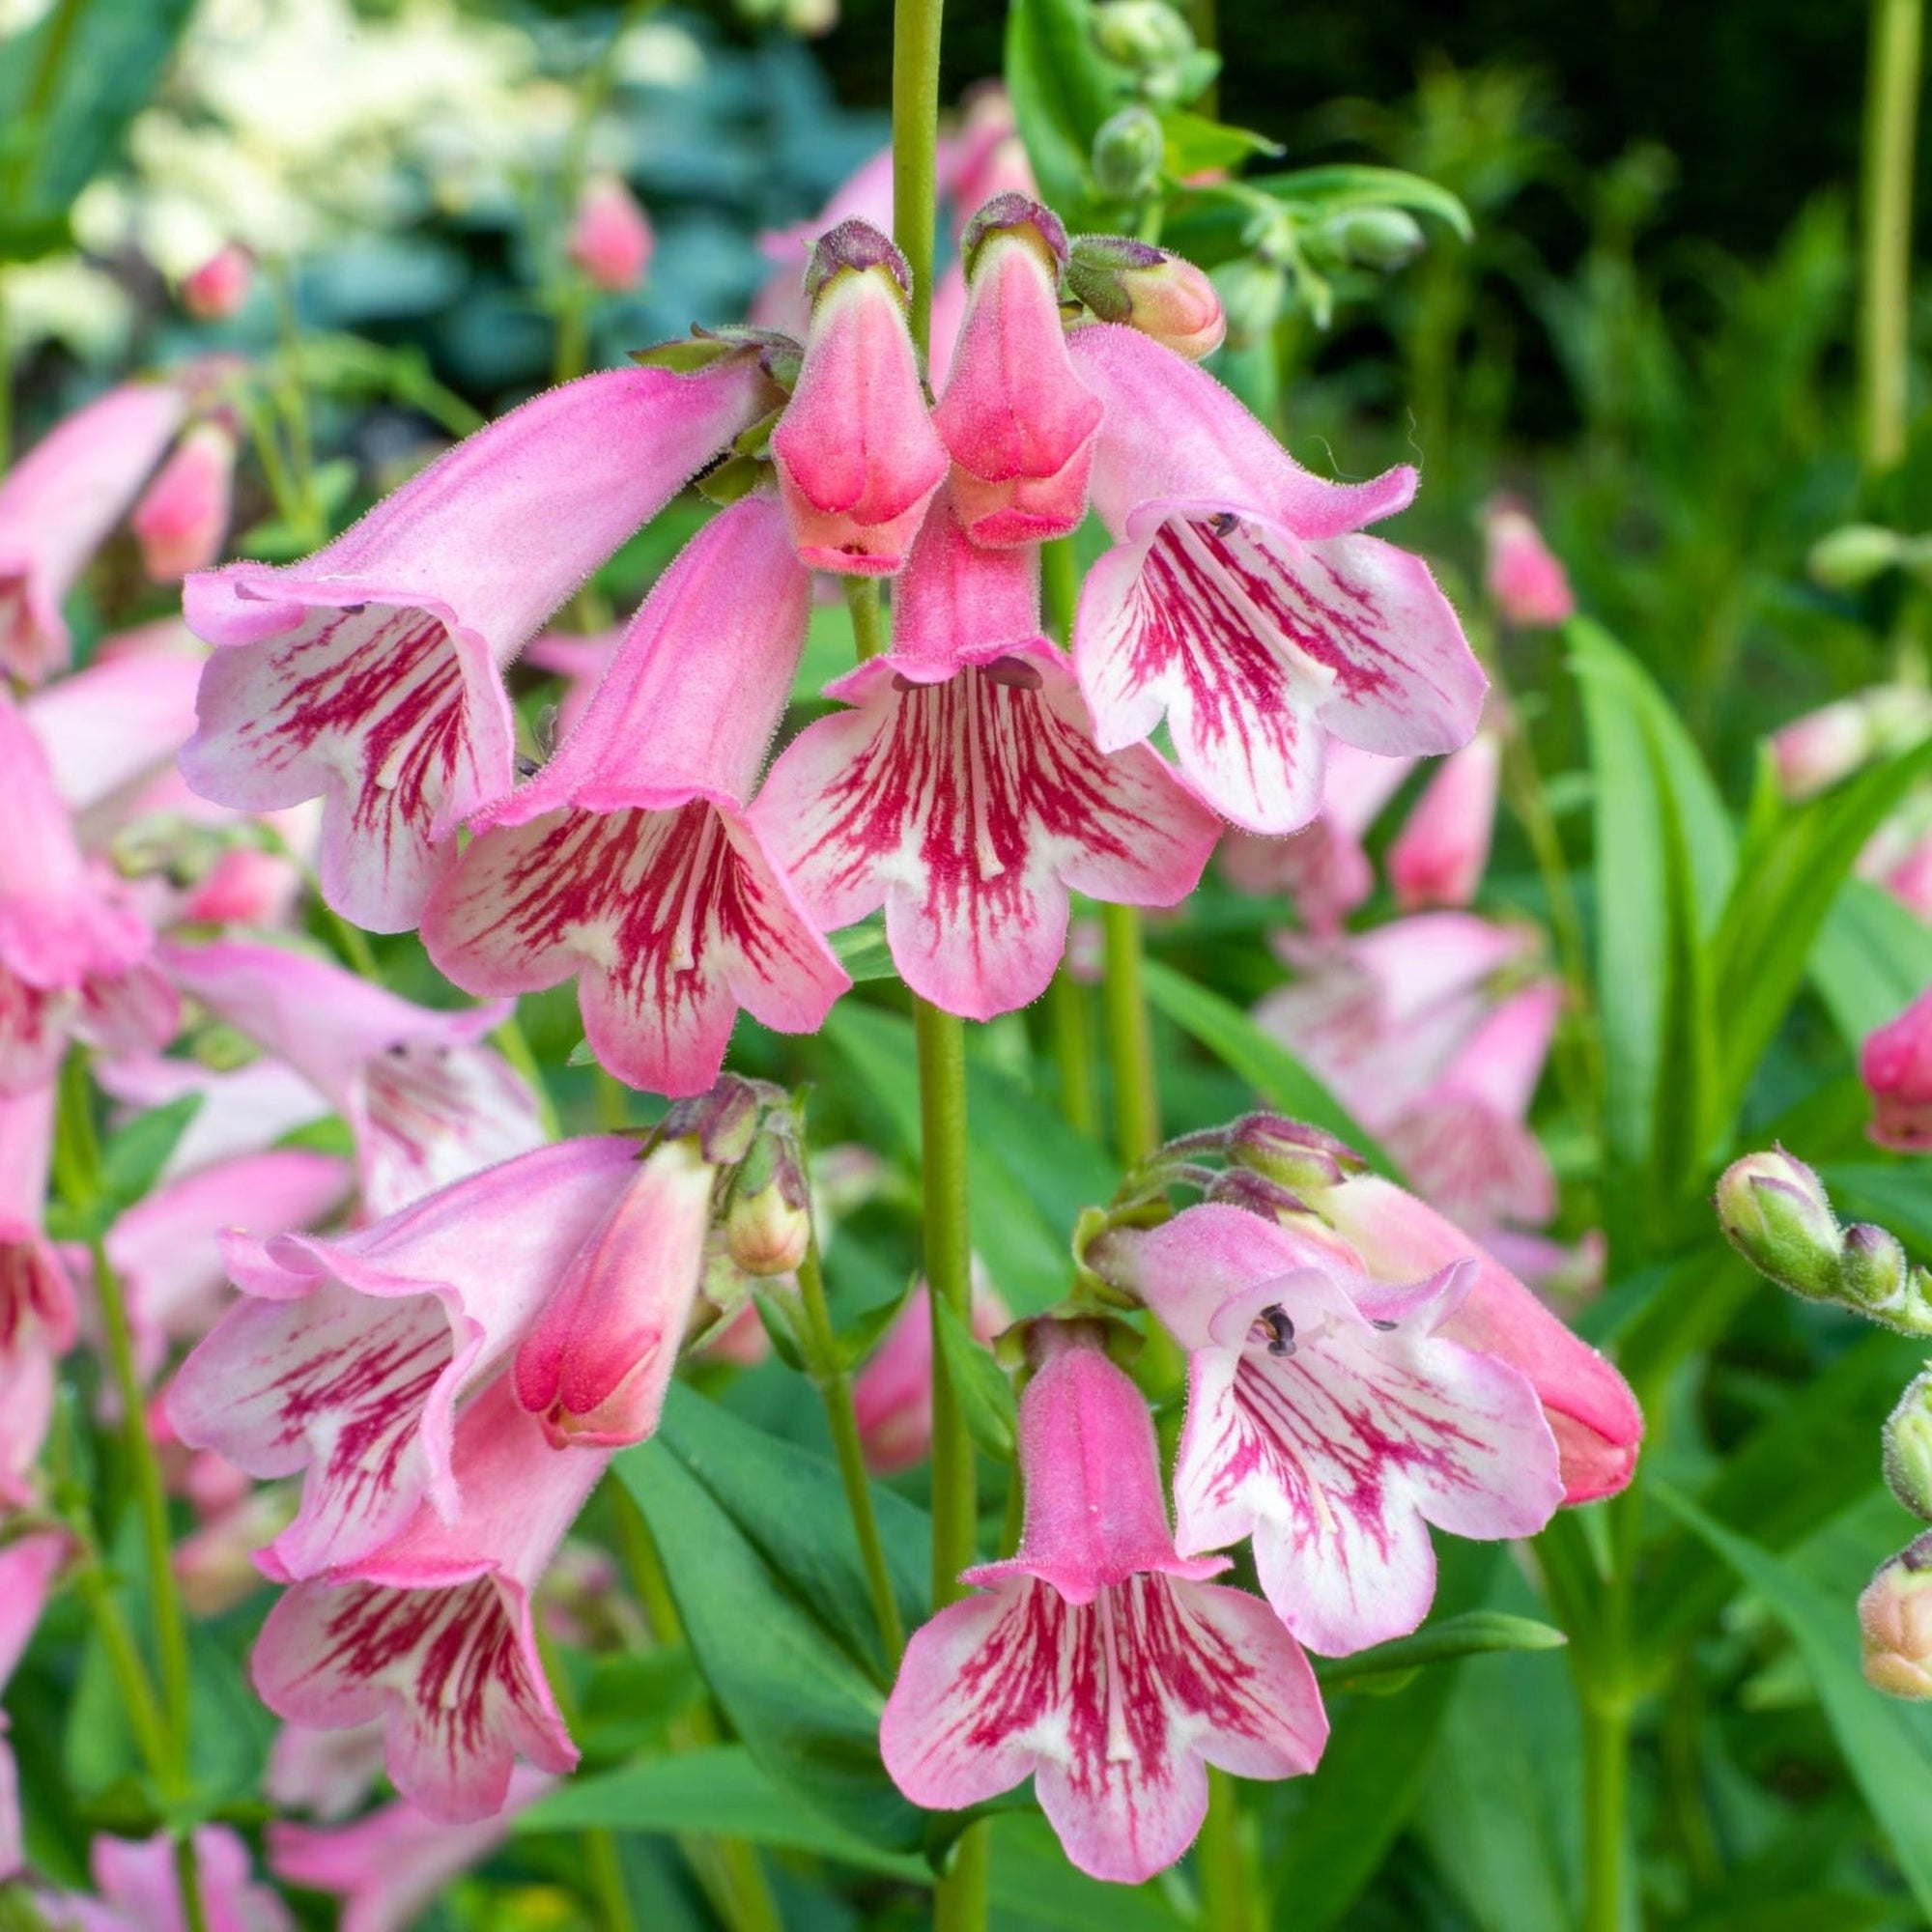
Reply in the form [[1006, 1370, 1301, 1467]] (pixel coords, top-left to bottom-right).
[[131, 418, 238, 582], [754, 491, 1217, 1018], [1386, 714, 1503, 912], [0, 1530, 64, 1877], [0, 1085, 71, 1506], [882, 1321, 1326, 1883], [568, 174, 655, 292], [43, 1826, 291, 1932], [1481, 497, 1575, 629], [852, 1268, 1010, 1473], [1862, 985, 1932, 1151]]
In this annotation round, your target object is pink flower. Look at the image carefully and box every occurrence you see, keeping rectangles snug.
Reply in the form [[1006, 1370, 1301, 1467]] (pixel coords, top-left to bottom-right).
[[769, 221, 949, 576], [852, 1270, 1009, 1473], [930, 196, 1101, 547], [47, 1827, 291, 1932], [182, 245, 253, 321], [1863, 985, 1932, 1151], [132, 420, 238, 581], [98, 1051, 330, 1180], [421, 496, 846, 1096], [0, 1085, 71, 1507], [0, 1531, 65, 1878], [266, 1721, 388, 1821], [1317, 1174, 1642, 1503], [1092, 1204, 1563, 1655], [166, 1136, 638, 1579], [269, 1767, 553, 1932], [250, 1378, 604, 1822], [1068, 323, 1482, 834], [524, 628, 619, 745], [158, 937, 545, 1214], [568, 174, 655, 292], [881, 1322, 1325, 1884], [1387, 724, 1501, 911], [181, 357, 775, 930], [1065, 239, 1226, 361], [1482, 500, 1574, 628], [0, 383, 185, 683], [511, 1136, 717, 1446], [753, 492, 1217, 1019]]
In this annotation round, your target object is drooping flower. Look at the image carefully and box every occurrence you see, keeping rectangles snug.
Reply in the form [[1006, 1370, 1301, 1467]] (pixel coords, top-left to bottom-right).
[[930, 195, 1101, 548], [158, 936, 546, 1214], [568, 174, 655, 292], [1863, 985, 1932, 1152], [768, 221, 949, 576], [166, 1136, 639, 1580], [131, 419, 238, 581], [881, 1321, 1325, 1883], [0, 381, 185, 683], [1481, 498, 1574, 629], [422, 495, 847, 1096], [180, 356, 777, 930], [754, 491, 1218, 1018], [43, 1826, 292, 1932], [1387, 720, 1502, 912], [0, 1531, 65, 1878], [1090, 1203, 1564, 1654], [1068, 322, 1482, 834], [250, 1378, 605, 1823], [853, 1268, 1010, 1473]]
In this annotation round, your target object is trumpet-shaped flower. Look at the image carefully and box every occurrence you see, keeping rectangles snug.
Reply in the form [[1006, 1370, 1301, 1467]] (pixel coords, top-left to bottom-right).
[[0, 382, 185, 683], [881, 1322, 1325, 1883], [853, 1269, 1009, 1473], [180, 358, 774, 930], [1482, 499, 1574, 628], [754, 494, 1217, 1018], [1068, 323, 1482, 833], [1863, 986, 1932, 1151], [167, 1136, 638, 1580], [1091, 1205, 1563, 1654], [45, 1827, 292, 1932], [422, 496, 846, 1095], [158, 937, 545, 1214], [131, 419, 238, 581], [251, 1378, 605, 1823], [1387, 724, 1501, 912], [568, 175, 654, 292]]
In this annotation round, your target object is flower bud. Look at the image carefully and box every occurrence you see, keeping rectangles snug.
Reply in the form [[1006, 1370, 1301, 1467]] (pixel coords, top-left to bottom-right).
[[1482, 499, 1575, 629], [1225, 1113, 1366, 1195], [1887, 1371, 1932, 1520], [1860, 1535, 1932, 1697], [1324, 208, 1426, 270], [1715, 1148, 1844, 1301], [1837, 1219, 1914, 1321], [1864, 985, 1932, 1153], [569, 174, 655, 293], [1092, 107, 1166, 200], [180, 244, 252, 321], [1065, 234, 1226, 358], [1093, 0, 1195, 70], [131, 420, 237, 581], [724, 1122, 811, 1277], [1807, 523, 1903, 591]]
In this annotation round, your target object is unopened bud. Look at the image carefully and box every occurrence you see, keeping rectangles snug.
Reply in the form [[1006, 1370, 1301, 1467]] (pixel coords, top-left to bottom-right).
[[1325, 208, 1426, 271], [1092, 0, 1194, 71], [1066, 234, 1225, 358], [1092, 107, 1166, 200], [1213, 256, 1287, 349], [1838, 1220, 1914, 1321], [1225, 1114, 1365, 1195], [958, 192, 1069, 280], [1860, 1534, 1932, 1698], [1807, 524, 1903, 591], [1715, 1148, 1844, 1301], [803, 218, 913, 310], [180, 244, 252, 321], [1886, 1372, 1932, 1519], [725, 1125, 811, 1278], [662, 1074, 771, 1165]]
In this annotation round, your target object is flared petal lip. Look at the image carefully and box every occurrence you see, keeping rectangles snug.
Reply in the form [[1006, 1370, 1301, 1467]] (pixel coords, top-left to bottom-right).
[[820, 630, 1060, 704], [960, 1548, 1229, 1607]]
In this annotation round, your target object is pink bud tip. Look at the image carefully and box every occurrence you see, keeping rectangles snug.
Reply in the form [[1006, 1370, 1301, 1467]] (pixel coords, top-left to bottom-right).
[[569, 175, 656, 293], [181, 245, 252, 321]]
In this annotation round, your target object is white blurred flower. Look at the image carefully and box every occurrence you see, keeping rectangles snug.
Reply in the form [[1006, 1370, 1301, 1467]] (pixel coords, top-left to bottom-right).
[[0, 257, 133, 359]]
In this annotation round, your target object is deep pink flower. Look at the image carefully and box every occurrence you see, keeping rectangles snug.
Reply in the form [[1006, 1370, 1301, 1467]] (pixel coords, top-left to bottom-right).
[[568, 175, 655, 292], [182, 245, 253, 320], [1093, 1204, 1562, 1654], [1318, 1174, 1642, 1503], [930, 196, 1101, 548], [1863, 985, 1932, 1151], [422, 496, 846, 1095], [0, 1530, 64, 1878], [881, 1322, 1325, 1883], [180, 357, 774, 930], [1387, 724, 1501, 912], [753, 493, 1217, 1019], [167, 1136, 637, 1579], [269, 1766, 553, 1932], [769, 221, 949, 576], [132, 420, 237, 581], [852, 1270, 1009, 1473], [251, 1378, 604, 1823], [158, 937, 545, 1214], [0, 382, 185, 683], [47, 1826, 291, 1932], [1482, 499, 1574, 628], [1067, 323, 1481, 834]]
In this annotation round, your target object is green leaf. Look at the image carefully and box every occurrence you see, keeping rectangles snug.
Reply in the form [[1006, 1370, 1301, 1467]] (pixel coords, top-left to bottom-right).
[[1657, 1484, 1932, 1918], [930, 1289, 1018, 1463], [1005, 0, 1125, 217], [832, 920, 898, 983], [985, 1815, 1187, 1928], [1313, 1610, 1566, 1693], [835, 1281, 914, 1371], [570, 1649, 703, 1762], [1158, 109, 1282, 179], [1250, 163, 1473, 240], [98, 1094, 204, 1216], [1812, 878, 1932, 1045], [1139, 958, 1391, 1167]]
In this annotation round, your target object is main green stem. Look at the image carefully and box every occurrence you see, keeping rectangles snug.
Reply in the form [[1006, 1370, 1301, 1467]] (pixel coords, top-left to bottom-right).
[[1861, 0, 1924, 474], [1579, 1692, 1633, 1932], [1099, 903, 1161, 1164]]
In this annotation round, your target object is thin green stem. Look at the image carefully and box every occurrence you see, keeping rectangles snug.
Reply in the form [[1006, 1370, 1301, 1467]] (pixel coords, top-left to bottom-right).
[[1040, 537, 1080, 645], [1099, 903, 1161, 1165], [0, 0, 87, 212], [1197, 1770, 1258, 1932], [265, 261, 323, 546], [935, 1834, 990, 1932], [844, 576, 886, 662], [892, 0, 946, 354], [320, 897, 384, 983], [174, 1836, 210, 1932], [1578, 1690, 1633, 1932], [1861, 0, 1923, 474], [1046, 969, 1097, 1136], [796, 1238, 905, 1669], [534, 1626, 639, 1932], [554, 288, 592, 387], [594, 1065, 631, 1131], [71, 1560, 171, 1785]]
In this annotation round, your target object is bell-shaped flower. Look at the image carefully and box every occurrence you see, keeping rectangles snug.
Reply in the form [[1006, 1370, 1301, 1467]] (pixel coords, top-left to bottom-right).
[[1317, 1174, 1642, 1503], [166, 1136, 639, 1580], [250, 1378, 606, 1823], [1863, 985, 1932, 1151], [1482, 498, 1574, 628], [422, 496, 847, 1095], [930, 196, 1101, 547], [1387, 723, 1501, 911], [0, 381, 185, 683], [852, 1268, 1009, 1473], [46, 1826, 291, 1932], [180, 356, 775, 931], [0, 1530, 65, 1878], [158, 936, 546, 1214], [769, 221, 949, 575], [269, 1767, 554, 1932], [882, 1321, 1325, 1883], [131, 419, 237, 581], [1067, 322, 1482, 834], [568, 174, 655, 292], [754, 493, 1217, 1019], [511, 1135, 717, 1446], [1092, 1204, 1563, 1655]]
